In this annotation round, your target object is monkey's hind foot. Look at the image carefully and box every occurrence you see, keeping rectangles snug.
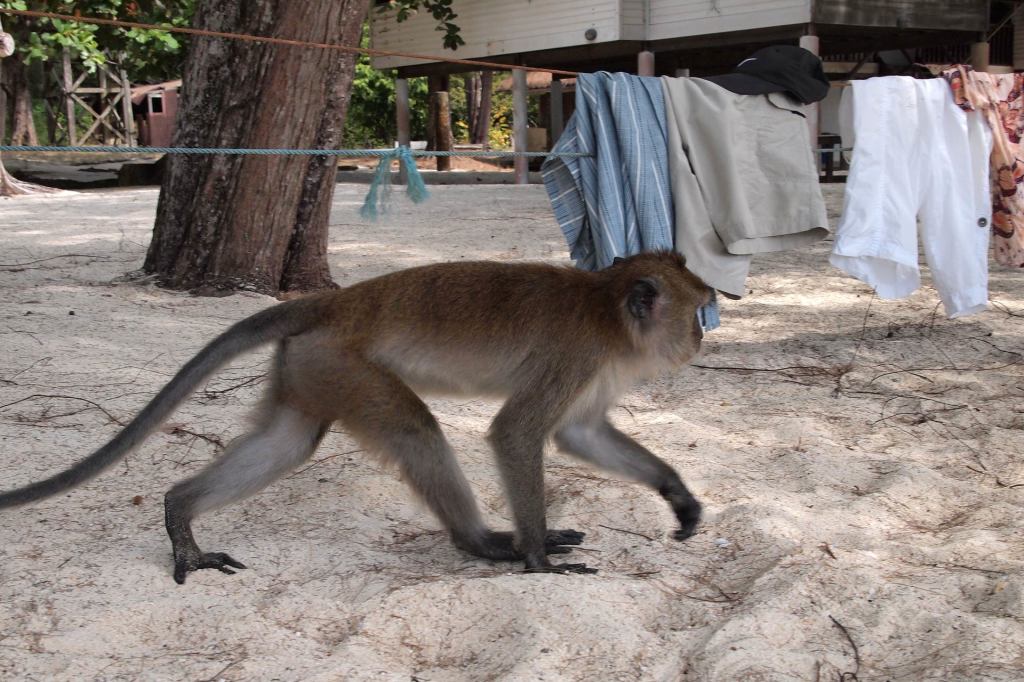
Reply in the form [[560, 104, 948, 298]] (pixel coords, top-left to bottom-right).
[[523, 562, 598, 575], [173, 551, 247, 585], [457, 529, 586, 560]]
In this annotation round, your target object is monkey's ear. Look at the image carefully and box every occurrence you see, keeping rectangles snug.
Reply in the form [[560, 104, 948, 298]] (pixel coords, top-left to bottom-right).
[[627, 278, 659, 320]]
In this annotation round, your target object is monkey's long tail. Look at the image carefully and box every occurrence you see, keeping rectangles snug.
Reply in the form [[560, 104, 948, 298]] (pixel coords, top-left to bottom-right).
[[0, 295, 330, 508]]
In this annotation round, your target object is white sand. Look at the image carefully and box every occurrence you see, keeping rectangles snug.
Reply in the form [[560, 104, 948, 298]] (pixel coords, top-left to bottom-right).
[[0, 184, 1021, 681]]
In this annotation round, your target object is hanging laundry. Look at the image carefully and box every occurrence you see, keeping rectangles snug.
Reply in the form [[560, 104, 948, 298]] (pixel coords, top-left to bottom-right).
[[542, 71, 720, 330], [830, 77, 992, 318], [942, 65, 1024, 268], [542, 72, 672, 270], [660, 77, 830, 298]]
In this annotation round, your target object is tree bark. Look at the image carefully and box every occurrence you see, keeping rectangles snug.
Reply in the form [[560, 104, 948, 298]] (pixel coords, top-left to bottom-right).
[[432, 90, 453, 171], [464, 72, 479, 141], [426, 74, 448, 153], [464, 72, 492, 145], [145, 0, 370, 296], [1, 21, 54, 197], [474, 71, 493, 146], [3, 53, 38, 146]]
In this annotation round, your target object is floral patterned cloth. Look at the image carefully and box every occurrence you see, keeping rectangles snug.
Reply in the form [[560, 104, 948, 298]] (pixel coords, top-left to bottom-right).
[[943, 65, 1024, 268]]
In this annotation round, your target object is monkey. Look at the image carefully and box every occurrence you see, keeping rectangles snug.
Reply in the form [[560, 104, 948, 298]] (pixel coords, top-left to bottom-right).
[[0, 251, 710, 583]]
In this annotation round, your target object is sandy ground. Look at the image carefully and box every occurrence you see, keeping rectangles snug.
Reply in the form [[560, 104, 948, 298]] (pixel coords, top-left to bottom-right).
[[0, 183, 1022, 681]]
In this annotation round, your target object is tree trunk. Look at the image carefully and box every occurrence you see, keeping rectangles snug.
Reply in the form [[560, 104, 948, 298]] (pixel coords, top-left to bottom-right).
[[0, 24, 55, 197], [473, 71, 493, 146], [432, 90, 453, 171], [464, 72, 479, 142], [5, 53, 37, 146], [145, 0, 370, 296]]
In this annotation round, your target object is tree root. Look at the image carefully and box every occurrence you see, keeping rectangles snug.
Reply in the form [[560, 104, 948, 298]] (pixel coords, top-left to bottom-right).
[[0, 163, 59, 197]]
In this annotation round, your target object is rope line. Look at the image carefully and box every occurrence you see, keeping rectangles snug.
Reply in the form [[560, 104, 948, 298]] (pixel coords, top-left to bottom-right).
[[0, 8, 580, 77], [1, 145, 849, 156], [0, 145, 593, 158]]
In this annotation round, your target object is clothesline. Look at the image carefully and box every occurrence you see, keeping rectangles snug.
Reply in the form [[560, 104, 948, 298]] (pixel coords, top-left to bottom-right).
[[0, 146, 591, 157], [0, 145, 852, 156]]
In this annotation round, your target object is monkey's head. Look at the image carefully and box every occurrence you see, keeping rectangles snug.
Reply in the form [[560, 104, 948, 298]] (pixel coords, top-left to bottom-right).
[[609, 252, 711, 369]]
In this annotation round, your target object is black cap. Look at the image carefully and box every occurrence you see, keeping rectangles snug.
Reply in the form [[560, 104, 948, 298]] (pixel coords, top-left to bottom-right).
[[702, 45, 830, 104]]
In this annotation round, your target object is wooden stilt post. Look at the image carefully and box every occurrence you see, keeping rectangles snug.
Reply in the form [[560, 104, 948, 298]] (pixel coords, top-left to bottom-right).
[[435, 89, 452, 171], [62, 48, 77, 146], [120, 67, 134, 146], [638, 50, 655, 76], [1014, 17, 1024, 70], [395, 76, 410, 184], [550, 77, 564, 146], [970, 37, 991, 71], [428, 75, 452, 171], [799, 29, 820, 149], [512, 68, 528, 184]]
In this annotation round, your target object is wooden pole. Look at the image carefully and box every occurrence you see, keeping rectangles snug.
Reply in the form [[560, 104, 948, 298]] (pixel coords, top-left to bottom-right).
[[98, 66, 110, 145], [970, 38, 991, 71], [1015, 17, 1024, 70], [475, 71, 493, 146], [464, 72, 479, 141], [427, 74, 451, 171], [550, 77, 563, 146], [395, 77, 411, 147], [799, 30, 820, 150], [435, 89, 452, 172], [120, 67, 134, 146], [63, 48, 77, 146], [637, 50, 655, 76], [395, 76, 411, 184], [512, 68, 528, 184]]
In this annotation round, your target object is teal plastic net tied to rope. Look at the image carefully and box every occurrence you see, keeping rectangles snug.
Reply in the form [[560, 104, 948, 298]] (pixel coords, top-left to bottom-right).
[[360, 146, 428, 220]]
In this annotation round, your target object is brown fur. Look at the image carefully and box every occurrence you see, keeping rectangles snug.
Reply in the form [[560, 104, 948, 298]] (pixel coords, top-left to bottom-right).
[[0, 252, 709, 582]]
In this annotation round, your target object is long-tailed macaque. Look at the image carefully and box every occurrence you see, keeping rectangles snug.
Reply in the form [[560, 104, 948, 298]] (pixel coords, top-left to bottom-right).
[[0, 252, 709, 583]]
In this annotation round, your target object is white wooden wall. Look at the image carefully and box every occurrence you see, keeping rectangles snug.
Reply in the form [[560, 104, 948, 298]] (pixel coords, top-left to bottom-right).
[[620, 0, 647, 41], [647, 0, 810, 41], [371, 0, 623, 69], [371, 0, 813, 69]]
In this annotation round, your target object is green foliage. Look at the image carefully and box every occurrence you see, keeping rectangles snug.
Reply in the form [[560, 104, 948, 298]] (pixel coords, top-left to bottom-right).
[[3, 0, 500, 150], [0, 0, 462, 86], [344, 63, 536, 151], [381, 0, 464, 50], [2, 0, 194, 82], [344, 24, 427, 148]]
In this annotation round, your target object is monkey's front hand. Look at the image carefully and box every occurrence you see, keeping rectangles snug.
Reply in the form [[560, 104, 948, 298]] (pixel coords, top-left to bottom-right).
[[660, 482, 702, 541]]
